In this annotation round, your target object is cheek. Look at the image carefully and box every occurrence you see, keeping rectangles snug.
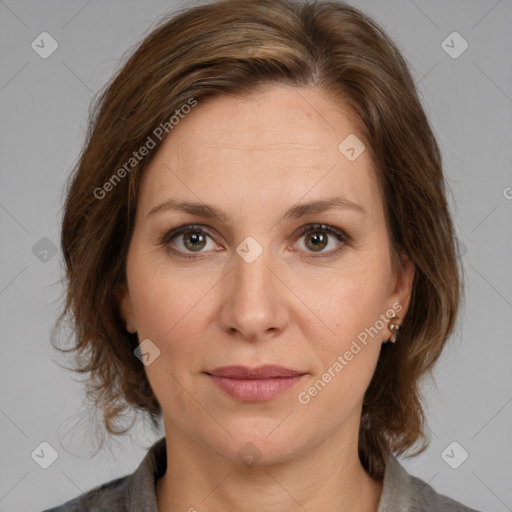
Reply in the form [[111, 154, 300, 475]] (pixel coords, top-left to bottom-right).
[[297, 281, 387, 417], [298, 260, 391, 401], [128, 260, 212, 409], [308, 261, 392, 347], [326, 281, 389, 338], [127, 245, 214, 340], [126, 253, 224, 406]]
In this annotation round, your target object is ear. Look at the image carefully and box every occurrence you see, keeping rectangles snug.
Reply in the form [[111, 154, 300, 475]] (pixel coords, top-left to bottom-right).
[[115, 281, 137, 333], [388, 249, 415, 317]]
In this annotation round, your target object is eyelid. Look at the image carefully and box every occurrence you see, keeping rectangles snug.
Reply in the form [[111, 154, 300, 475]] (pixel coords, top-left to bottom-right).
[[294, 223, 349, 242], [159, 223, 217, 245]]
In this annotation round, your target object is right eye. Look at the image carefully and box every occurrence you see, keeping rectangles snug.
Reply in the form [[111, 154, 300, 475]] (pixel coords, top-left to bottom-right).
[[159, 224, 220, 259]]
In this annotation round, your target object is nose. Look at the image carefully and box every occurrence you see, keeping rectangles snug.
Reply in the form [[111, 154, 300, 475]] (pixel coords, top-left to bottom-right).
[[218, 243, 289, 342]]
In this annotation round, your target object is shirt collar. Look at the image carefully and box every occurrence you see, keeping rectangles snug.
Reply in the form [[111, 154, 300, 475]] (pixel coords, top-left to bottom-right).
[[377, 451, 413, 512], [127, 436, 166, 512]]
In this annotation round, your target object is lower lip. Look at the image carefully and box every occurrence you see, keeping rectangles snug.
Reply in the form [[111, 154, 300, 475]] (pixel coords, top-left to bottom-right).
[[207, 374, 305, 402]]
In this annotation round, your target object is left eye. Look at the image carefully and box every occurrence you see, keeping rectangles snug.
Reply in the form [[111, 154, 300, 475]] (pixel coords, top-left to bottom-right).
[[159, 223, 349, 259], [293, 223, 349, 257]]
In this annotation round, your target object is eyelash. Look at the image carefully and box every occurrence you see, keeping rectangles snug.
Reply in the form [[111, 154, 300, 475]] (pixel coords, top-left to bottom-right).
[[158, 223, 350, 260]]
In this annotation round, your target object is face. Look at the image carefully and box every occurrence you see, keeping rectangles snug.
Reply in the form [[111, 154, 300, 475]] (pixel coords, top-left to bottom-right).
[[119, 85, 414, 466]]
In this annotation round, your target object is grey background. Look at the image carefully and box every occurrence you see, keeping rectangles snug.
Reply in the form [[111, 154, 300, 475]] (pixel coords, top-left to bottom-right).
[[1, 0, 511, 510]]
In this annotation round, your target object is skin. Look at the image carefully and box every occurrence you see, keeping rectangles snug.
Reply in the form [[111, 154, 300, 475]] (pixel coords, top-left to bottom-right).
[[118, 84, 415, 512]]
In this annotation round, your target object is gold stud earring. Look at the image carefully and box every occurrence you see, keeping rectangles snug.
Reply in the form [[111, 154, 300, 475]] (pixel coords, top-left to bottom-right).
[[387, 315, 401, 343]]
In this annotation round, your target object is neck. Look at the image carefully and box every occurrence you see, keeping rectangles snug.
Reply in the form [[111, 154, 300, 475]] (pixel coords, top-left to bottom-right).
[[156, 419, 384, 512]]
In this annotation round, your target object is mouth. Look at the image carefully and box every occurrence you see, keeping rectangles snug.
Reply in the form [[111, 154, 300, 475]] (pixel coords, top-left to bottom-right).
[[205, 365, 307, 402]]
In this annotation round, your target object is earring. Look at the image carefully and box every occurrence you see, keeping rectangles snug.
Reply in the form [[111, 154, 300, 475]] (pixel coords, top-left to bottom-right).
[[387, 315, 401, 343]]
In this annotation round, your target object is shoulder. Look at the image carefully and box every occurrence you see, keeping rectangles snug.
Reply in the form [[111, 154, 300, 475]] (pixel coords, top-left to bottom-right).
[[408, 474, 482, 512], [41, 474, 130, 512], [380, 453, 482, 512], [41, 436, 166, 512]]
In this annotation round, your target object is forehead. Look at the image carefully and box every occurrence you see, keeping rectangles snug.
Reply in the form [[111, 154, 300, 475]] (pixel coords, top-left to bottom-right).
[[138, 85, 382, 220]]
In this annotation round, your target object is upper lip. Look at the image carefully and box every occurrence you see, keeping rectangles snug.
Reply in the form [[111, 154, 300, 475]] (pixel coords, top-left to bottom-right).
[[206, 365, 305, 379]]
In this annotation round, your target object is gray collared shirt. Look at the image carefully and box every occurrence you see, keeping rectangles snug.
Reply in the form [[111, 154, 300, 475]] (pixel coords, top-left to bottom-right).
[[43, 437, 481, 512]]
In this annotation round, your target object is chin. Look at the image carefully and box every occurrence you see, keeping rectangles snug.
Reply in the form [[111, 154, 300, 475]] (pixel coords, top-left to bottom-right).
[[200, 417, 316, 468]]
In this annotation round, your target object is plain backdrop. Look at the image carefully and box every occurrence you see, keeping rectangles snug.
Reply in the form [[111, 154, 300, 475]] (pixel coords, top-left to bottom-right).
[[1, 1, 511, 511]]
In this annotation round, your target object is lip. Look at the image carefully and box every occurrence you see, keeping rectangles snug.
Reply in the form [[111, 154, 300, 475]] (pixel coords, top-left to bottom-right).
[[207, 365, 304, 379], [205, 365, 307, 402]]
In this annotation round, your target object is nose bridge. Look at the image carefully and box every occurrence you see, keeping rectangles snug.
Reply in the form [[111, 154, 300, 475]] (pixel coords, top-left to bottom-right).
[[220, 237, 287, 339], [234, 242, 271, 299]]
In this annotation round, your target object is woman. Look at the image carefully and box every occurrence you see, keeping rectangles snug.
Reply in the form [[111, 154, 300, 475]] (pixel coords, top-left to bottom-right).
[[45, 0, 481, 510]]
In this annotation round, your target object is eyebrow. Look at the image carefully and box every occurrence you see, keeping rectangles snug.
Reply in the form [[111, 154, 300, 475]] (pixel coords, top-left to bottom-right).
[[146, 196, 365, 222]]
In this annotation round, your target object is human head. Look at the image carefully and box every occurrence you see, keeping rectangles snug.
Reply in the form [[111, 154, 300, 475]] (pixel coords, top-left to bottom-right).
[[56, 0, 462, 479]]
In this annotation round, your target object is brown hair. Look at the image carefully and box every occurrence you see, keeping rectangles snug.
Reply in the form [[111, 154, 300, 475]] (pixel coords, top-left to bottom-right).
[[54, 0, 463, 479]]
